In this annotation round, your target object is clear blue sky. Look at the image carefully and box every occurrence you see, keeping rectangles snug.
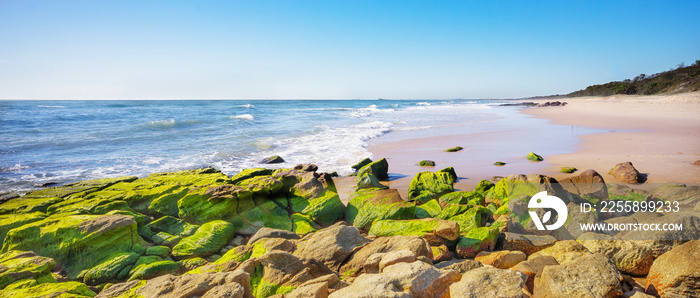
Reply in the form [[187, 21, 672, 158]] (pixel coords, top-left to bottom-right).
[[1, 0, 698, 99]]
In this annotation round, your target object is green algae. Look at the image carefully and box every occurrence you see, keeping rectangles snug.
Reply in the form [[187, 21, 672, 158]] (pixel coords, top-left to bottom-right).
[[526, 152, 543, 161], [351, 158, 373, 171], [0, 212, 46, 244], [438, 191, 484, 206], [560, 167, 577, 173], [415, 199, 442, 219], [79, 252, 139, 285], [445, 146, 464, 152], [291, 213, 318, 235], [231, 168, 274, 184], [0, 251, 56, 290], [0, 281, 96, 298], [407, 171, 455, 203], [346, 188, 415, 230], [172, 220, 235, 258], [144, 246, 171, 258], [418, 160, 435, 167], [356, 158, 389, 181], [0, 197, 62, 215], [474, 179, 495, 194], [128, 260, 181, 281], [368, 218, 442, 238]]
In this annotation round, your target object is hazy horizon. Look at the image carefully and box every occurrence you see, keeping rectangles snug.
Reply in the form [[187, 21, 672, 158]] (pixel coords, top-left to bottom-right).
[[1, 1, 698, 100]]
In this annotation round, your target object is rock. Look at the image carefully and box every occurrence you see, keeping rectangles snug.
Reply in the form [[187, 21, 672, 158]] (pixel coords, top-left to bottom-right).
[[339, 236, 432, 278], [261, 155, 285, 164], [1, 214, 145, 279], [295, 223, 369, 271], [351, 158, 373, 171], [356, 158, 389, 181], [281, 274, 345, 298], [201, 283, 246, 298], [560, 167, 577, 173], [345, 188, 414, 231], [450, 266, 527, 298], [445, 146, 464, 152], [535, 253, 623, 298], [498, 232, 557, 256], [475, 250, 526, 269], [510, 255, 558, 293], [128, 260, 182, 280], [494, 161, 506, 166], [0, 281, 96, 298], [418, 160, 436, 167], [564, 201, 599, 239], [80, 252, 140, 284], [431, 245, 452, 263], [355, 174, 387, 190], [96, 270, 251, 298], [577, 232, 654, 276], [0, 250, 56, 290], [609, 161, 642, 184], [474, 179, 495, 194], [434, 259, 483, 274], [330, 261, 459, 298], [369, 218, 460, 246], [622, 213, 700, 258], [407, 170, 456, 204], [378, 250, 417, 271], [529, 240, 591, 264], [438, 191, 484, 206], [559, 169, 609, 202], [652, 183, 700, 208], [248, 227, 301, 245], [489, 174, 571, 210], [456, 227, 499, 258], [645, 240, 700, 297], [256, 250, 335, 297], [526, 152, 543, 161], [172, 220, 236, 259], [0, 212, 46, 244], [694, 160, 700, 166]]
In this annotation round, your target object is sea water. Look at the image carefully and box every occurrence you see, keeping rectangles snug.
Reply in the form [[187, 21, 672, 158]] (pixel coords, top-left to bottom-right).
[[0, 99, 588, 194]]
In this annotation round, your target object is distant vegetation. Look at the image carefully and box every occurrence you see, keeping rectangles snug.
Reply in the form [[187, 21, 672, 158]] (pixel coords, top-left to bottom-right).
[[567, 60, 700, 97]]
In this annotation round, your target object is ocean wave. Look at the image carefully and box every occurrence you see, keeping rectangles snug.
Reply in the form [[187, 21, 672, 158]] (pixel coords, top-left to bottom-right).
[[37, 105, 66, 108], [230, 114, 255, 121], [237, 104, 255, 108], [148, 119, 176, 127], [416, 102, 431, 106]]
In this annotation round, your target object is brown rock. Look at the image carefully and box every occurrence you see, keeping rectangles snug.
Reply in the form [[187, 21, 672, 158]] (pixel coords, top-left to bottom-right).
[[96, 270, 251, 298], [431, 245, 452, 263], [578, 233, 654, 276], [529, 240, 591, 264], [645, 240, 700, 297], [378, 250, 417, 271], [559, 169, 609, 201], [609, 162, 642, 184], [535, 253, 623, 298], [511, 255, 558, 293], [201, 283, 245, 298], [247, 227, 300, 245], [434, 259, 483, 274], [499, 232, 557, 256], [475, 250, 526, 269], [694, 160, 700, 166], [450, 267, 527, 298], [339, 235, 432, 278], [295, 223, 368, 271]]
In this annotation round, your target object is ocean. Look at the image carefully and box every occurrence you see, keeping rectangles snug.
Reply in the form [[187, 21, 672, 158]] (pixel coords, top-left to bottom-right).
[[0, 99, 582, 194]]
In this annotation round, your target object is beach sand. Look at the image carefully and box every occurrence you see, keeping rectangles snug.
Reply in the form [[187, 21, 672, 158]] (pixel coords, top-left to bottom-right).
[[346, 92, 700, 201]]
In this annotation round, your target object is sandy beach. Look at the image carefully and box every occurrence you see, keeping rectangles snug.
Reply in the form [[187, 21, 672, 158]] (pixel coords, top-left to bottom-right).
[[354, 92, 700, 200]]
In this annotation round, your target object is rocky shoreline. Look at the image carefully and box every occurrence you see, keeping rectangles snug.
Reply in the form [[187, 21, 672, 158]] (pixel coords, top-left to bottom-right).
[[0, 160, 698, 298]]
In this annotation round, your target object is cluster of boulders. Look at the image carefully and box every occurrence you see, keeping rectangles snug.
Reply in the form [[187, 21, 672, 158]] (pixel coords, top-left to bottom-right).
[[0, 158, 698, 297]]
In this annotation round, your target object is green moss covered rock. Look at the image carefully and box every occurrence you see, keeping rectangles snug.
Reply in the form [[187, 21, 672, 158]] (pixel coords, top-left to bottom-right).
[[368, 218, 460, 245], [172, 220, 235, 259], [128, 260, 181, 281], [418, 160, 436, 167], [356, 158, 389, 181], [526, 152, 543, 161], [407, 171, 456, 203], [355, 173, 387, 190], [474, 179, 496, 194], [346, 188, 415, 230], [351, 158, 373, 171], [0, 250, 56, 290], [439, 191, 484, 206], [456, 227, 499, 258], [261, 155, 285, 164], [494, 161, 506, 166], [79, 252, 139, 285], [0, 281, 95, 298], [445, 146, 464, 152], [560, 167, 577, 173], [0, 213, 46, 244]]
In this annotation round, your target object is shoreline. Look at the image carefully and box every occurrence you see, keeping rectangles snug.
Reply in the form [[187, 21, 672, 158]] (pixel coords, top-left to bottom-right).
[[357, 92, 700, 200]]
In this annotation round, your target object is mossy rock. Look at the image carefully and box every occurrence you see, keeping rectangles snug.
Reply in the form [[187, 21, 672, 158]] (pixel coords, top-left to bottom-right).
[[1, 214, 146, 279], [230, 168, 274, 184], [346, 188, 415, 230], [526, 152, 543, 161], [415, 199, 442, 219], [418, 160, 436, 167], [0, 250, 56, 290], [445, 146, 464, 152], [0, 281, 95, 298], [355, 173, 387, 190], [128, 260, 181, 281], [356, 158, 389, 181], [179, 257, 208, 271], [407, 171, 455, 204], [560, 167, 577, 173], [145, 246, 171, 258], [443, 206, 483, 235], [301, 191, 345, 227], [261, 155, 285, 164], [20, 176, 138, 200], [291, 213, 319, 235], [474, 180, 495, 194], [368, 218, 460, 244], [439, 191, 484, 206], [142, 216, 199, 241], [79, 252, 140, 285], [438, 167, 458, 183], [351, 158, 373, 171], [172, 220, 236, 259], [456, 227, 499, 258], [0, 197, 62, 215], [493, 161, 506, 166], [0, 212, 46, 244]]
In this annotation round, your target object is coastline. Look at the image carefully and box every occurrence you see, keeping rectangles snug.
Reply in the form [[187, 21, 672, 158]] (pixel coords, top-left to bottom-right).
[[360, 92, 700, 199]]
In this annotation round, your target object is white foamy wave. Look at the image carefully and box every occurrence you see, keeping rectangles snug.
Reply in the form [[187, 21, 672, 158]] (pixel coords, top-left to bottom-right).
[[416, 102, 431, 106], [149, 119, 176, 127], [253, 137, 276, 150], [37, 105, 66, 108], [238, 104, 255, 108], [348, 104, 383, 118], [230, 114, 255, 121]]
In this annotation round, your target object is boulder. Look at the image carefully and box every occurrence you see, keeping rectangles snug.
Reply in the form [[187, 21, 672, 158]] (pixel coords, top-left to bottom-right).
[[434, 259, 483, 274], [645, 240, 700, 297], [345, 188, 414, 231], [255, 250, 336, 297], [564, 201, 599, 239], [261, 155, 285, 164], [339, 236, 432, 278], [498, 232, 556, 256], [418, 160, 436, 167], [609, 162, 642, 184], [369, 218, 460, 246], [559, 169, 608, 202], [355, 174, 387, 190], [248, 227, 300, 245], [351, 158, 373, 171], [96, 270, 251, 298], [456, 227, 499, 258], [652, 183, 700, 208], [0, 281, 95, 298], [0, 250, 56, 290], [431, 245, 452, 263], [510, 255, 559, 293], [474, 179, 495, 194], [577, 232, 654, 276], [445, 146, 464, 152], [450, 267, 527, 298], [526, 152, 543, 161], [438, 191, 484, 206], [172, 220, 236, 259], [407, 170, 456, 203], [560, 167, 577, 173], [475, 250, 526, 269], [535, 253, 623, 298], [330, 261, 459, 298], [356, 158, 389, 181], [529, 240, 591, 264], [622, 213, 700, 258], [294, 223, 369, 271]]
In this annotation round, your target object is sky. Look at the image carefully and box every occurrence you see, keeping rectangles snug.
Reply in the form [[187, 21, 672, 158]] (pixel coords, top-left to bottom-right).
[[0, 1, 698, 100]]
